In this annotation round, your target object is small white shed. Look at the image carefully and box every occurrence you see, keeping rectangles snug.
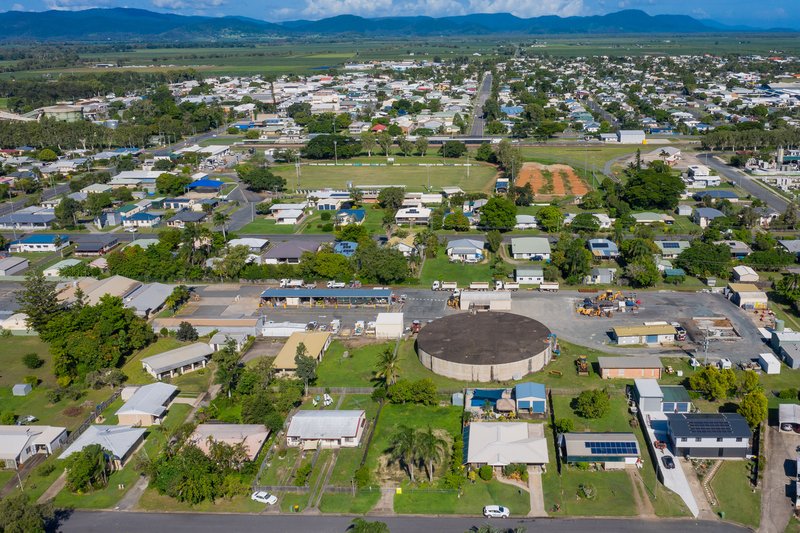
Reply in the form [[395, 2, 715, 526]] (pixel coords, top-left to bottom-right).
[[12, 383, 32, 396], [758, 352, 781, 375], [375, 313, 404, 339]]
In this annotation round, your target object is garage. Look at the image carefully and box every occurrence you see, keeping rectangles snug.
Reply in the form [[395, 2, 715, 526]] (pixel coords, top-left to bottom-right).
[[375, 312, 404, 339], [779, 404, 800, 433]]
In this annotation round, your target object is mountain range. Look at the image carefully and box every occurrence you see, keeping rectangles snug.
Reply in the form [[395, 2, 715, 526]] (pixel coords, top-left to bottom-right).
[[0, 8, 794, 41]]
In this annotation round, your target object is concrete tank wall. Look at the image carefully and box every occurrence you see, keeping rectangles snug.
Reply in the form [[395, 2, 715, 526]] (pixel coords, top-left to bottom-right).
[[419, 345, 550, 382]]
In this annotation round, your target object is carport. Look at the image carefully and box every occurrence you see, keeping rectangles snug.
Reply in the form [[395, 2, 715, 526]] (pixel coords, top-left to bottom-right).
[[260, 288, 392, 308], [779, 403, 800, 433]]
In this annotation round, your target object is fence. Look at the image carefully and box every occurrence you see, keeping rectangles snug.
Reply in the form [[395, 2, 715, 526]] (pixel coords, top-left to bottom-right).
[[251, 485, 309, 493], [63, 389, 121, 447]]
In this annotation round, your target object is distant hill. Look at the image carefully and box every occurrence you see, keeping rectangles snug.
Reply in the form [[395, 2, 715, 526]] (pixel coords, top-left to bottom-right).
[[0, 8, 792, 42]]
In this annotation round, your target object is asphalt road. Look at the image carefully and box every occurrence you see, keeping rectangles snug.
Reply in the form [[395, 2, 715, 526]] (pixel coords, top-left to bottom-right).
[[57, 511, 747, 533], [0, 183, 70, 217], [698, 153, 790, 213], [469, 72, 493, 137]]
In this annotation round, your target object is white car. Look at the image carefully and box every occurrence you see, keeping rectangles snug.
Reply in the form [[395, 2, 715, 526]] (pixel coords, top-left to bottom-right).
[[250, 491, 278, 505], [483, 505, 510, 518], [124, 227, 137, 233]]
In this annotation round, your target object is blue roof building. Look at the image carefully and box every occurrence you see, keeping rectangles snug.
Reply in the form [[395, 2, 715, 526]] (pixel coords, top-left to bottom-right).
[[186, 179, 224, 191], [336, 209, 366, 225], [333, 241, 358, 257], [515, 382, 547, 414], [693, 190, 737, 201], [587, 238, 619, 259]]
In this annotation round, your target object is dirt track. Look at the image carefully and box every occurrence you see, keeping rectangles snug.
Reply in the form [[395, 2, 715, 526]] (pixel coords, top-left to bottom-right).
[[517, 162, 588, 197]]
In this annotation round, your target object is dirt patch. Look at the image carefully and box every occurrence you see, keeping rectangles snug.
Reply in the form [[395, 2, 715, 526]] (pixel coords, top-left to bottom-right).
[[517, 162, 588, 198]]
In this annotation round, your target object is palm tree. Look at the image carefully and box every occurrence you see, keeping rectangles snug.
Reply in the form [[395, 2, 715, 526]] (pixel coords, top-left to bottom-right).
[[213, 211, 230, 241], [388, 425, 418, 482], [374, 346, 400, 387], [416, 426, 448, 482]]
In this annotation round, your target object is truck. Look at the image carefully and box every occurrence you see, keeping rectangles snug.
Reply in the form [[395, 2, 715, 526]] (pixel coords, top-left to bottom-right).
[[469, 281, 490, 291], [330, 319, 341, 334], [326, 281, 346, 289], [280, 278, 305, 289], [432, 281, 458, 291], [538, 282, 560, 292], [495, 281, 519, 291]]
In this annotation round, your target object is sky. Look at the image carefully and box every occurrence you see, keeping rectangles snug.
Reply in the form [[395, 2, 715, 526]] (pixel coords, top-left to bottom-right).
[[0, 0, 796, 28]]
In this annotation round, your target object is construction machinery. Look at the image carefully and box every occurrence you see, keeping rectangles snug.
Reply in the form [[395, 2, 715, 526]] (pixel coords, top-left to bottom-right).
[[576, 355, 589, 376], [410, 320, 421, 334]]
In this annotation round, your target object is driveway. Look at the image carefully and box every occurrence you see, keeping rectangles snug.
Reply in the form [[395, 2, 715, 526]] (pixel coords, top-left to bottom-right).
[[759, 426, 797, 533]]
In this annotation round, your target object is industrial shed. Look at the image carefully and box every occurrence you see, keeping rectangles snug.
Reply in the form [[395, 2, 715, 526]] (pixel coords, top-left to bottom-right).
[[611, 325, 676, 346], [375, 312, 404, 339], [458, 290, 512, 311], [726, 283, 768, 310], [598, 356, 663, 379], [260, 288, 392, 308]]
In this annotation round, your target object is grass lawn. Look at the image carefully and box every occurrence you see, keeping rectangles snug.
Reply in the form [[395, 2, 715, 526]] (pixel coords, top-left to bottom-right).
[[275, 161, 497, 193], [258, 446, 300, 485], [137, 491, 264, 512], [97, 397, 124, 425], [419, 251, 495, 288], [121, 337, 188, 385], [0, 336, 57, 387], [325, 396, 379, 487], [365, 403, 462, 474], [542, 464, 637, 517], [317, 341, 391, 388], [519, 144, 640, 172], [394, 478, 530, 516], [238, 218, 298, 234], [170, 366, 212, 396], [319, 489, 381, 514], [712, 460, 760, 528], [550, 392, 634, 433], [633, 429, 690, 517], [0, 386, 110, 431]]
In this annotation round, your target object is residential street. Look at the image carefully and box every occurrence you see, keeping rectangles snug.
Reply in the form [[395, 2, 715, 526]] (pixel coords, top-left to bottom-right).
[[469, 72, 493, 137], [698, 153, 790, 213], [57, 511, 749, 533]]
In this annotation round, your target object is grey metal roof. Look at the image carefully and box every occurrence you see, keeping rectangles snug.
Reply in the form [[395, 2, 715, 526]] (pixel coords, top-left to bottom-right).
[[140, 343, 213, 375], [60, 425, 146, 461], [511, 237, 551, 255], [124, 282, 171, 316], [115, 382, 177, 418], [287, 410, 364, 440], [264, 241, 320, 259], [666, 413, 751, 440]]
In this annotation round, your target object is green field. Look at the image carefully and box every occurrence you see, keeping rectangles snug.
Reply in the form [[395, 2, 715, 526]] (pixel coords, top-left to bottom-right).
[[275, 161, 497, 193], [418, 249, 495, 288], [520, 144, 642, 174], [0, 97, 8, 109], [394, 478, 531, 516], [712, 461, 761, 528], [238, 217, 299, 234]]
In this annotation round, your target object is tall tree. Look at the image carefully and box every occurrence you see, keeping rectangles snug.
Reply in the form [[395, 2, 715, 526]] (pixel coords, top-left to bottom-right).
[[375, 346, 400, 387], [0, 493, 53, 533], [416, 426, 448, 482], [389, 425, 418, 482], [15, 270, 60, 333]]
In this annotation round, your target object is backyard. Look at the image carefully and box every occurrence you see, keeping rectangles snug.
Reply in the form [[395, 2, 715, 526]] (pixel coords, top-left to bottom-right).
[[711, 460, 761, 529]]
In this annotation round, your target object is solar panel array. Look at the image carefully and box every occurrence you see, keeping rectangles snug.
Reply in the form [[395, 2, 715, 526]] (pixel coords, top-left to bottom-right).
[[662, 242, 680, 249], [585, 441, 638, 455], [685, 418, 732, 434]]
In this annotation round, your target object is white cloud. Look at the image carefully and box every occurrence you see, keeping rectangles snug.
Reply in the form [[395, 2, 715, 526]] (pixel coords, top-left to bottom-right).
[[11, 3, 25, 10], [45, 0, 111, 10], [466, 0, 584, 17], [151, 0, 224, 10], [299, 0, 394, 19]]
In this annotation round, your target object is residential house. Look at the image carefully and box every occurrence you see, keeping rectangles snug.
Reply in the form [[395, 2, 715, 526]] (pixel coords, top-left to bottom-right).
[[209, 332, 248, 352], [167, 211, 206, 228], [565, 212, 613, 229], [115, 382, 178, 427], [273, 331, 332, 377], [0, 207, 55, 230], [515, 267, 544, 285], [584, 267, 617, 285], [122, 212, 161, 228], [9, 234, 70, 253], [275, 209, 304, 225], [632, 212, 674, 225], [446, 238, 484, 263], [714, 240, 752, 259], [388, 234, 416, 257], [394, 207, 431, 226], [694, 190, 736, 202], [227, 238, 269, 254], [511, 237, 551, 261], [587, 238, 619, 259], [0, 257, 28, 276], [123, 282, 171, 318], [189, 424, 270, 461], [514, 215, 537, 230], [60, 425, 146, 468], [186, 178, 224, 194], [598, 355, 664, 378], [779, 240, 800, 258], [559, 432, 640, 468], [693, 207, 725, 228], [140, 343, 214, 380], [286, 410, 367, 449], [73, 235, 119, 256], [666, 413, 751, 458], [655, 240, 690, 259], [43, 258, 82, 277], [0, 425, 67, 469], [464, 422, 549, 468], [264, 241, 323, 264]]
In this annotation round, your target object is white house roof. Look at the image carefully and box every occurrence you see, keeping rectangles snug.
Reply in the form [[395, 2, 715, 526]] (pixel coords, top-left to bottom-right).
[[115, 382, 177, 418], [60, 425, 146, 461], [466, 422, 549, 466], [511, 237, 551, 255], [287, 410, 364, 440], [140, 343, 214, 375], [227, 238, 269, 250], [0, 425, 66, 461], [189, 424, 270, 461], [634, 378, 663, 399]]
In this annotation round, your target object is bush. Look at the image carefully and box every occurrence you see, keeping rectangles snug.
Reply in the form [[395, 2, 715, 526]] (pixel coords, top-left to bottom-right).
[[36, 462, 56, 477], [320, 211, 332, 221], [0, 412, 16, 425], [295, 461, 313, 486], [22, 353, 44, 369], [354, 466, 372, 488], [46, 388, 63, 403], [478, 465, 493, 481], [159, 327, 170, 337], [321, 223, 334, 232], [572, 389, 610, 419], [23, 375, 39, 387], [553, 418, 574, 433], [501, 463, 528, 482], [778, 388, 798, 400], [176, 321, 199, 342]]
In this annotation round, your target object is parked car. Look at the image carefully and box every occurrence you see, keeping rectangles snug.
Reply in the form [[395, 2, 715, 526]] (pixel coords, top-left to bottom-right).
[[781, 423, 794, 432], [250, 491, 278, 505], [483, 505, 510, 518], [661, 456, 675, 469], [16, 415, 37, 425]]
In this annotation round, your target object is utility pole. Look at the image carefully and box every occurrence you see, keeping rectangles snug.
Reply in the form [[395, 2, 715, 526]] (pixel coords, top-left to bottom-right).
[[333, 140, 338, 166]]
